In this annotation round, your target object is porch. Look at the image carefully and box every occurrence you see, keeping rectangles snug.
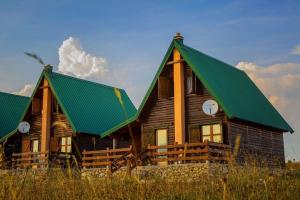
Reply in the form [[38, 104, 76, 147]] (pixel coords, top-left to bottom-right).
[[10, 141, 231, 172], [11, 151, 78, 169]]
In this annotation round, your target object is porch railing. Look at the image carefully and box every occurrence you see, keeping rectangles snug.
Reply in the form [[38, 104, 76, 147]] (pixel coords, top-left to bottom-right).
[[146, 141, 231, 164], [82, 146, 133, 169], [12, 151, 49, 169]]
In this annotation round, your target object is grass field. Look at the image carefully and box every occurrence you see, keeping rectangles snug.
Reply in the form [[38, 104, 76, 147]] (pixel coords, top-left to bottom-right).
[[0, 164, 300, 200]]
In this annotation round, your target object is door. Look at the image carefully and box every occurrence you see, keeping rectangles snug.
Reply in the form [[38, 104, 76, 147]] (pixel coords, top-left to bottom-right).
[[156, 129, 168, 164], [32, 140, 39, 153]]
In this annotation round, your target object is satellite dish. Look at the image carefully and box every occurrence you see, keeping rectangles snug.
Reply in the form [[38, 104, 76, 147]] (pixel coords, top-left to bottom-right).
[[202, 100, 219, 116], [18, 121, 30, 134]]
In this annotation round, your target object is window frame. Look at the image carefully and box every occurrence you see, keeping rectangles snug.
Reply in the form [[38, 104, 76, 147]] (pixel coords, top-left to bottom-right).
[[185, 69, 196, 95], [60, 136, 72, 153], [200, 123, 223, 143], [31, 139, 39, 153]]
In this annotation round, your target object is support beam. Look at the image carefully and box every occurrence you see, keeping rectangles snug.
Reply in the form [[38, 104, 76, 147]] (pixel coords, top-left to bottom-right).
[[173, 48, 185, 144], [166, 59, 184, 66], [41, 78, 51, 154]]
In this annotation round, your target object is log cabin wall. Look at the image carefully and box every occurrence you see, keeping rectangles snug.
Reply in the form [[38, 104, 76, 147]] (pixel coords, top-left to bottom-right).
[[21, 83, 74, 154], [75, 132, 132, 153], [140, 85, 175, 148], [75, 133, 113, 152], [228, 120, 285, 166], [140, 63, 175, 149], [22, 109, 74, 153], [140, 63, 228, 149]]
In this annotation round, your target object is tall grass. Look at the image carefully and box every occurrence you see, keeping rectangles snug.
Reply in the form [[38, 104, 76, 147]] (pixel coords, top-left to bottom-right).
[[0, 165, 299, 200]]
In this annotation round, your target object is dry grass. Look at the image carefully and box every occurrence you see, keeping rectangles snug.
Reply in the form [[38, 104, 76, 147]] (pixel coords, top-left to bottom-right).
[[0, 165, 299, 200]]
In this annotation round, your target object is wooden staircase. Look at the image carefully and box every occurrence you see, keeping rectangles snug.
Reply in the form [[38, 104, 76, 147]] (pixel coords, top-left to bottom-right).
[[111, 151, 137, 173], [82, 146, 138, 175]]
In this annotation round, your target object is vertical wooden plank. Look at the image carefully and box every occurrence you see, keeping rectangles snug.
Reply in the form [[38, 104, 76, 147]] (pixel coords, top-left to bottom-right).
[[173, 48, 185, 144], [41, 78, 52, 154]]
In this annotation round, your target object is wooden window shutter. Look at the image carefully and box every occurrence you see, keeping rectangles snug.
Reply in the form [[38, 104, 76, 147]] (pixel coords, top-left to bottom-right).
[[167, 77, 174, 98], [189, 125, 201, 143], [195, 76, 203, 95], [158, 76, 169, 99], [21, 139, 31, 153], [50, 136, 59, 153], [32, 98, 41, 115], [142, 128, 155, 150]]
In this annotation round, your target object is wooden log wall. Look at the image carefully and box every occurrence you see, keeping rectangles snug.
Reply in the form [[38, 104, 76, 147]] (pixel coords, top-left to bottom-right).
[[22, 112, 74, 153], [140, 64, 227, 149], [75, 132, 132, 153], [228, 120, 285, 166]]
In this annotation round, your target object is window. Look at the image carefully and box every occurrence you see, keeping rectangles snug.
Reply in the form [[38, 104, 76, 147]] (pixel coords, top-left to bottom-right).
[[52, 98, 63, 113], [201, 124, 222, 143], [60, 136, 72, 153], [158, 76, 173, 99], [32, 98, 41, 115], [186, 69, 195, 94]]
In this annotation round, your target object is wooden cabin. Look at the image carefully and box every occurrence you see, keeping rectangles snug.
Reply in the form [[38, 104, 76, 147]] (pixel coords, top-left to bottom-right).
[[98, 33, 293, 167], [1, 33, 293, 170], [0, 66, 136, 168]]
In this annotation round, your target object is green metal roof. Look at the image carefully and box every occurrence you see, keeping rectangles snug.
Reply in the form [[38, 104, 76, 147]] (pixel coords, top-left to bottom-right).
[[129, 39, 293, 134], [43, 71, 137, 136], [1, 70, 136, 141], [0, 92, 29, 139]]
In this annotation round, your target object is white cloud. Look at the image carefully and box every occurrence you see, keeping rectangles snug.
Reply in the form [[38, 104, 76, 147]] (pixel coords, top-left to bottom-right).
[[291, 44, 300, 55], [58, 37, 108, 79], [236, 61, 300, 161], [14, 84, 34, 97]]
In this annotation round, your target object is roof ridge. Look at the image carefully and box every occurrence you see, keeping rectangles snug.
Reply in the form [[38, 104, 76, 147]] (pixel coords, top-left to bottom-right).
[[0, 91, 30, 99], [50, 71, 125, 91], [180, 43, 244, 74]]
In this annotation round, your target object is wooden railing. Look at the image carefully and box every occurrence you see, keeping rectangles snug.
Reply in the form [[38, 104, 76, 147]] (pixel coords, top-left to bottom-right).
[[12, 152, 49, 169], [146, 141, 231, 164], [82, 146, 133, 169]]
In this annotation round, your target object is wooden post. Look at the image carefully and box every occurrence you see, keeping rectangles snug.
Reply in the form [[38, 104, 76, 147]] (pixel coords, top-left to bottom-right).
[[41, 78, 51, 163], [183, 143, 187, 164], [173, 46, 185, 145], [107, 163, 112, 178], [113, 137, 117, 149], [147, 144, 152, 165], [12, 153, 15, 169], [126, 159, 131, 176], [82, 150, 86, 169], [205, 140, 210, 163]]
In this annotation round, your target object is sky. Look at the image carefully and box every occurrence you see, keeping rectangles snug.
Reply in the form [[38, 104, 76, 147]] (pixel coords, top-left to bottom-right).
[[0, 0, 300, 161]]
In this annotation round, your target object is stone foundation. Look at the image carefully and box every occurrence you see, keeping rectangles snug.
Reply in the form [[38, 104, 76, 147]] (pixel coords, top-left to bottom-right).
[[81, 163, 228, 180]]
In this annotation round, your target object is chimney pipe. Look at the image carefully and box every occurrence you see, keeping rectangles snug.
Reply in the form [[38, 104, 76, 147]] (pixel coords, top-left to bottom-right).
[[44, 65, 53, 73], [174, 32, 184, 42]]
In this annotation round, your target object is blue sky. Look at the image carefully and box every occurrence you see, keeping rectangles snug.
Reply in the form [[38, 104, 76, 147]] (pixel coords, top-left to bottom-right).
[[0, 0, 300, 161]]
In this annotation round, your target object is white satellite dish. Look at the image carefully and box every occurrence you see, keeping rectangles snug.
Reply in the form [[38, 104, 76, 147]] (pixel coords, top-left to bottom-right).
[[18, 121, 30, 134], [202, 100, 219, 116]]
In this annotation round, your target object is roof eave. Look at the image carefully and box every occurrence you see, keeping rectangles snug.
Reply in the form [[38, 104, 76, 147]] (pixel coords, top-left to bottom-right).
[[43, 72, 78, 134], [135, 41, 176, 117], [100, 115, 137, 138]]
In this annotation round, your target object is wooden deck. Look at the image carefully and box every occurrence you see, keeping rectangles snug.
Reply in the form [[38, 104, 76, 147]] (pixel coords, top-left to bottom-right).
[[11, 152, 77, 169], [12, 152, 49, 169], [11, 142, 231, 171], [82, 146, 135, 174], [81, 141, 231, 170]]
